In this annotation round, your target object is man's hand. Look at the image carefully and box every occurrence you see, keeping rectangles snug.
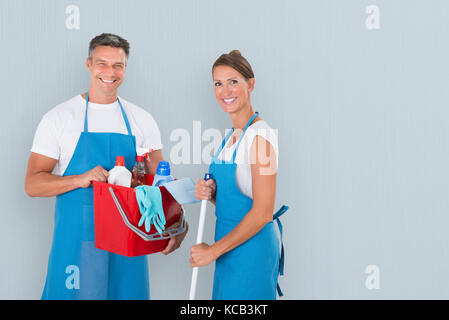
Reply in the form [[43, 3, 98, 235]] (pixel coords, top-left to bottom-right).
[[161, 218, 189, 255], [76, 165, 109, 188]]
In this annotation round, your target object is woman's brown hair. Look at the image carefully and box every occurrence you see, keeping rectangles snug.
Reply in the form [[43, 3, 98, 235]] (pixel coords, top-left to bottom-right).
[[212, 50, 254, 80]]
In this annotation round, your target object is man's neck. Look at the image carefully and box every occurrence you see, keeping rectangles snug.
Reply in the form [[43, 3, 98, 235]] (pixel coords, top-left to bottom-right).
[[83, 87, 118, 104]]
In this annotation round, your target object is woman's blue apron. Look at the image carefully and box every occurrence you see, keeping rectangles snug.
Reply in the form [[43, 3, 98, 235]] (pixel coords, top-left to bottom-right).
[[209, 112, 287, 300], [41, 93, 150, 300]]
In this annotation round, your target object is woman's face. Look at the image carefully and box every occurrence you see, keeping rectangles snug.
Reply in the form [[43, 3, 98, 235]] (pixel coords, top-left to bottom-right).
[[213, 65, 254, 114]]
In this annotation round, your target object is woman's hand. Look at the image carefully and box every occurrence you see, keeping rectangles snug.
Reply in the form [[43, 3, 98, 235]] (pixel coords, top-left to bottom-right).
[[190, 243, 217, 267], [195, 178, 217, 201]]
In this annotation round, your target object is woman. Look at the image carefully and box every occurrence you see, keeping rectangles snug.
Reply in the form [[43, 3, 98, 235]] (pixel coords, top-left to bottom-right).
[[190, 50, 288, 300]]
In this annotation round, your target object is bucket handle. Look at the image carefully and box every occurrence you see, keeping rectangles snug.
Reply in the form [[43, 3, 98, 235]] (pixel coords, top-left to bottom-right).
[[109, 187, 186, 242]]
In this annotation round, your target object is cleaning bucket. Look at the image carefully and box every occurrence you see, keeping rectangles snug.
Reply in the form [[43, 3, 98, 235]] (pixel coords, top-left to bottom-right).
[[93, 181, 185, 257]]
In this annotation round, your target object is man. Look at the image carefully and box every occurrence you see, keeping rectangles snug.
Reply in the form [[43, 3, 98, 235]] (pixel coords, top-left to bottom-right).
[[25, 33, 187, 300]]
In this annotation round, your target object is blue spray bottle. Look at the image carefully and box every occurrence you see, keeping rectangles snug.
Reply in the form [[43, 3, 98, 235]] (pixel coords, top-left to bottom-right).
[[152, 161, 174, 186]]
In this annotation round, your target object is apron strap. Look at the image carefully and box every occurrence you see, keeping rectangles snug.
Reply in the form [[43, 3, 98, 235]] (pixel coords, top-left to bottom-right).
[[212, 128, 234, 162], [84, 92, 133, 136], [84, 92, 90, 132], [211, 112, 258, 163], [232, 112, 259, 163], [117, 98, 133, 136], [273, 205, 288, 297]]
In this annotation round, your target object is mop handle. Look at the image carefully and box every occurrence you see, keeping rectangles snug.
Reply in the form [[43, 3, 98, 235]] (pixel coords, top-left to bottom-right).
[[189, 173, 211, 300]]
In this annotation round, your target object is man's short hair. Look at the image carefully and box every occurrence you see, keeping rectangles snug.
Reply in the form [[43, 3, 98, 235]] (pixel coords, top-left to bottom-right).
[[88, 33, 130, 63]]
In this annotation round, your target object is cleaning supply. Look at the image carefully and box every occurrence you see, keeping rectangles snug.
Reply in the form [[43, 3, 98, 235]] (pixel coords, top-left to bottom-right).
[[189, 173, 212, 300], [131, 155, 146, 187], [163, 178, 200, 205], [108, 156, 132, 187], [135, 186, 166, 233], [152, 161, 174, 187]]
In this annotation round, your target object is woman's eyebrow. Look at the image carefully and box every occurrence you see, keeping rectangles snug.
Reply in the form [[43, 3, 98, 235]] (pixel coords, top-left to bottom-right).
[[213, 78, 237, 81]]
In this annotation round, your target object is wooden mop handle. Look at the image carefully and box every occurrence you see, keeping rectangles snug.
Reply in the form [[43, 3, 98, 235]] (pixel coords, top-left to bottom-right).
[[189, 173, 211, 300]]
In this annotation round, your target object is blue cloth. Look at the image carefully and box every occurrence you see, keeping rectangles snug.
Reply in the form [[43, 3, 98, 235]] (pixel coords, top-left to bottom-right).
[[135, 186, 166, 234], [163, 178, 200, 205], [209, 112, 288, 300], [41, 92, 150, 300]]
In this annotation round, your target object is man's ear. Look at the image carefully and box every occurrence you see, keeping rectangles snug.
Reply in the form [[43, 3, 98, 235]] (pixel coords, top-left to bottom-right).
[[86, 58, 92, 71]]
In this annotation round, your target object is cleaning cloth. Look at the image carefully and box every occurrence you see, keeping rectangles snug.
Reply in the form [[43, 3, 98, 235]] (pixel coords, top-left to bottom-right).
[[162, 178, 200, 205]]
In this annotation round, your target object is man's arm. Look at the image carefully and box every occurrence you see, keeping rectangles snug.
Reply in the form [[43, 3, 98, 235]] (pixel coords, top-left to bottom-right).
[[25, 152, 109, 197], [144, 149, 163, 175]]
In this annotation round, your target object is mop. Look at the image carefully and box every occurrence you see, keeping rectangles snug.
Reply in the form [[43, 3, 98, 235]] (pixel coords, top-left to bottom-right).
[[189, 173, 211, 300]]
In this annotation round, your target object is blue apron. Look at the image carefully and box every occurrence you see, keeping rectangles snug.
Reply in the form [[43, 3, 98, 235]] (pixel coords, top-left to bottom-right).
[[41, 93, 150, 300], [210, 112, 287, 300]]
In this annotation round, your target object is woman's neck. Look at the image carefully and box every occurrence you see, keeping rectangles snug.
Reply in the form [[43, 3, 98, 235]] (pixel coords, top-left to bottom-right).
[[229, 104, 256, 130]]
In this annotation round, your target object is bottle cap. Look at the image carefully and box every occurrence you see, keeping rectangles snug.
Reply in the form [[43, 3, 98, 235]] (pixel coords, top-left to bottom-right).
[[136, 155, 144, 162], [115, 156, 125, 167], [156, 161, 171, 176]]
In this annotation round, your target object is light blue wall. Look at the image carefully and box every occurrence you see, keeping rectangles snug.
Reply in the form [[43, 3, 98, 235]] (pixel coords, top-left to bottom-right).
[[1, 0, 449, 299]]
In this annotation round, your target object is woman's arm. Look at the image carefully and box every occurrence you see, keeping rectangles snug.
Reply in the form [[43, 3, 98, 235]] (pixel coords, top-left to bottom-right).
[[190, 135, 277, 266]]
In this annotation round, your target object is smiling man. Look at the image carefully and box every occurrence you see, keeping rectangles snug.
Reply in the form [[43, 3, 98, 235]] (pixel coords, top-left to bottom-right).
[[25, 33, 188, 300]]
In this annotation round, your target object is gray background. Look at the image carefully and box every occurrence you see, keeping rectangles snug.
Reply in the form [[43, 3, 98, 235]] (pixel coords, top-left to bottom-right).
[[1, 0, 448, 299]]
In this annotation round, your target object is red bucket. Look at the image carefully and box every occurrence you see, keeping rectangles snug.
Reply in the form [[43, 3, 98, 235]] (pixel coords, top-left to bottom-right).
[[93, 181, 184, 257]]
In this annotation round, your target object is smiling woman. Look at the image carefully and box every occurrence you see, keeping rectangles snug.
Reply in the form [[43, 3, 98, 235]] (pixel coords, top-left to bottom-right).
[[212, 50, 255, 118], [191, 50, 287, 300]]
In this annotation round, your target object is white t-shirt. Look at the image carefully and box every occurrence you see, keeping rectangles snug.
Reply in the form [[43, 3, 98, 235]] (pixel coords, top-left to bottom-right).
[[217, 120, 279, 199], [31, 95, 163, 176]]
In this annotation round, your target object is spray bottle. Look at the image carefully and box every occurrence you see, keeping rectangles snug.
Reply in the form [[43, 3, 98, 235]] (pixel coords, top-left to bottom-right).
[[152, 161, 174, 187], [131, 155, 146, 187]]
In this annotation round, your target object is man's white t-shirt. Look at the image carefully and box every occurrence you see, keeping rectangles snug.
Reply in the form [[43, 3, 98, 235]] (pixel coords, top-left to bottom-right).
[[217, 120, 279, 199], [31, 95, 163, 176]]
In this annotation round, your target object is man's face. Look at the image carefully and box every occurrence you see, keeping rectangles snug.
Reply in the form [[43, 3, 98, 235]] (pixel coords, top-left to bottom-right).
[[86, 45, 127, 96]]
